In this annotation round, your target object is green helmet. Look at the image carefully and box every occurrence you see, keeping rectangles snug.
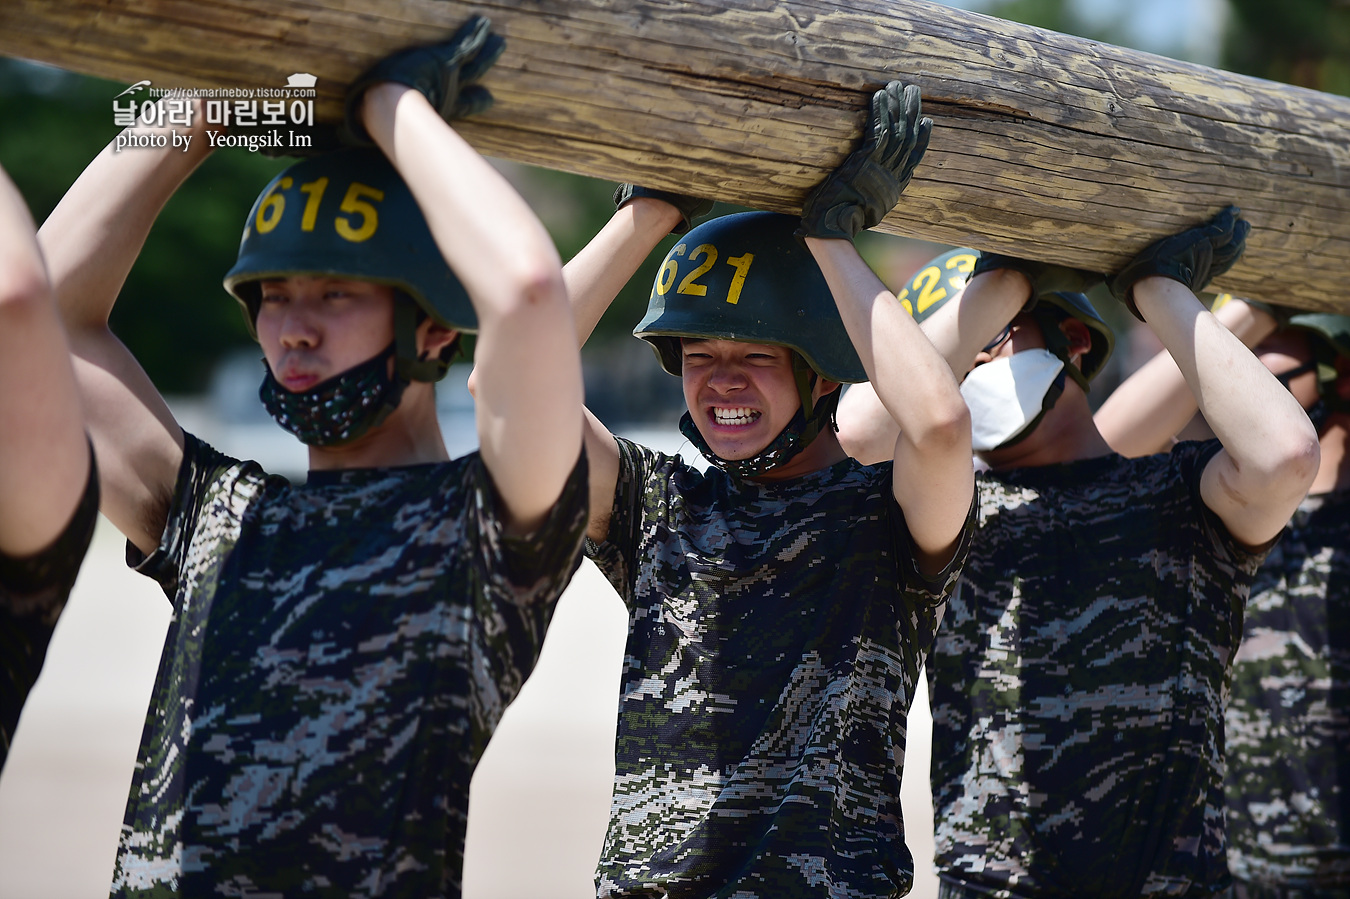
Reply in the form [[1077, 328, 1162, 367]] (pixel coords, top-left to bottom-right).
[[897, 247, 978, 323], [902, 248, 1114, 387], [633, 211, 866, 384], [1212, 295, 1350, 407], [1286, 311, 1350, 405], [223, 148, 475, 345], [1286, 312, 1350, 357]]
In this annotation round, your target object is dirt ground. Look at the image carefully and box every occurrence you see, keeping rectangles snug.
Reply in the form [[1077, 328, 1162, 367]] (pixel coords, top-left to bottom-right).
[[0, 516, 937, 899]]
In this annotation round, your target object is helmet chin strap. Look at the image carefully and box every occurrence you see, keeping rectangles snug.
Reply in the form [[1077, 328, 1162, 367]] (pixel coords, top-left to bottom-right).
[[259, 296, 455, 448], [791, 353, 826, 448], [1032, 306, 1090, 394]]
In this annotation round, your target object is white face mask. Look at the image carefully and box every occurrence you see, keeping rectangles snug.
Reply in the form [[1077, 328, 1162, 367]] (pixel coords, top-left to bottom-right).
[[960, 348, 1066, 451]]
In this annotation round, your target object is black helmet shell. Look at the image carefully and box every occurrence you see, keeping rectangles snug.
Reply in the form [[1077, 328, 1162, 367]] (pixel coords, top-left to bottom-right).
[[223, 148, 474, 337], [633, 211, 866, 383]]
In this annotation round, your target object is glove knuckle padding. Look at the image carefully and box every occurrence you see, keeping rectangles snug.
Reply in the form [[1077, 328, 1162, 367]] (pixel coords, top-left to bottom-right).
[[1126, 228, 1212, 292], [342, 14, 500, 143], [451, 15, 491, 61], [798, 81, 926, 241], [1106, 208, 1248, 320], [461, 34, 505, 83]]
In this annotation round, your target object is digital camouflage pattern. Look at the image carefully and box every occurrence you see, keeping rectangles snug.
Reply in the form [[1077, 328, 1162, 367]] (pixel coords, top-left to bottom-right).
[[0, 461, 97, 762], [586, 437, 973, 898], [928, 442, 1273, 899], [110, 433, 587, 898], [1226, 489, 1350, 893]]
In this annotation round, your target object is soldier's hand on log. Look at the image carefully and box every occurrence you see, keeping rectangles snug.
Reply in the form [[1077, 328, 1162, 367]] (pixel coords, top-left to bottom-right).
[[342, 15, 505, 144], [613, 184, 714, 235], [796, 81, 932, 242], [971, 253, 1104, 311], [1108, 205, 1250, 320]]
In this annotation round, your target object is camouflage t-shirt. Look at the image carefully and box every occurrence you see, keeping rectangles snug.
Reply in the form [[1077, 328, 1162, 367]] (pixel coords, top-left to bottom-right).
[[0, 460, 98, 763], [110, 432, 587, 898], [586, 437, 973, 898], [929, 441, 1273, 899], [1225, 488, 1350, 892]]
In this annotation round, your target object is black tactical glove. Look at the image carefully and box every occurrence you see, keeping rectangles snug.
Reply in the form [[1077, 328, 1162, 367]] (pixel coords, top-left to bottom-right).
[[1108, 205, 1250, 321], [970, 252, 1104, 311], [613, 184, 714, 235], [797, 81, 932, 242], [343, 15, 505, 145]]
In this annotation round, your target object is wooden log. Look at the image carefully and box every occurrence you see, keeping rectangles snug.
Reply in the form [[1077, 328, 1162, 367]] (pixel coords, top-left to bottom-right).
[[1, 0, 1347, 312]]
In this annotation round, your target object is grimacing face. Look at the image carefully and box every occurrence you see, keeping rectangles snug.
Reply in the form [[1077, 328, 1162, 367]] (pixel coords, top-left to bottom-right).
[[679, 338, 806, 460]]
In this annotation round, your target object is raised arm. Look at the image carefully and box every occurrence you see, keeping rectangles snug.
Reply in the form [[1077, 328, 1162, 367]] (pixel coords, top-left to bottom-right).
[[835, 242, 1106, 469], [811, 240, 972, 568], [354, 27, 582, 534], [1095, 296, 1279, 457], [38, 109, 215, 554], [566, 187, 708, 345], [1107, 208, 1318, 545], [0, 164, 90, 557], [552, 185, 706, 542], [796, 82, 972, 571], [562, 189, 701, 541]]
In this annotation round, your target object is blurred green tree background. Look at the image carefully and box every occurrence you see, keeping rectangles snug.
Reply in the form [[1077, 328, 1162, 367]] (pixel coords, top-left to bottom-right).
[[1, 0, 1346, 396]]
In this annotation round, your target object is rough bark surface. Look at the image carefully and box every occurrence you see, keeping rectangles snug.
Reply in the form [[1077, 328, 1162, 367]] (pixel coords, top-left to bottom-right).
[[2, 0, 1347, 310]]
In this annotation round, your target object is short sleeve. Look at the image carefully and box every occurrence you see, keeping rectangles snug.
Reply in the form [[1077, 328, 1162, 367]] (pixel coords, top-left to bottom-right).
[[584, 437, 666, 602], [129, 433, 274, 606], [887, 476, 977, 608], [473, 446, 589, 606], [1173, 439, 1280, 569]]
